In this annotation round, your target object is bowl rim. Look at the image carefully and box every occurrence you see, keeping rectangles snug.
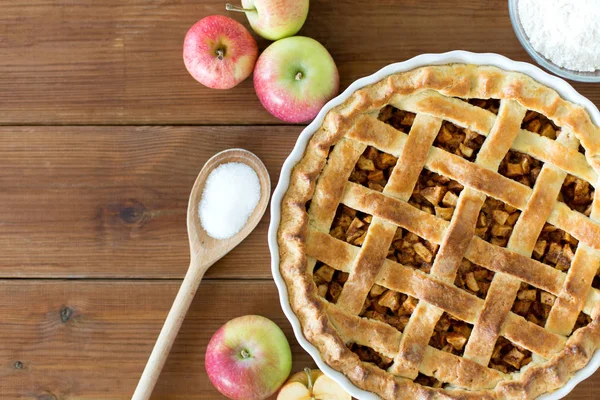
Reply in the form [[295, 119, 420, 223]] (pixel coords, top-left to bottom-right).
[[267, 50, 600, 400], [507, 0, 600, 83]]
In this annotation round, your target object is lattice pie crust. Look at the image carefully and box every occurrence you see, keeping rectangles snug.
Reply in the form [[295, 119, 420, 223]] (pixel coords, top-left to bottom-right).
[[277, 64, 600, 399]]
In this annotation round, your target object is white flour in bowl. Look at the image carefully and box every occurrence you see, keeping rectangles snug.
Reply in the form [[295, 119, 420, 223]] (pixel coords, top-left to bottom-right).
[[518, 0, 600, 72]]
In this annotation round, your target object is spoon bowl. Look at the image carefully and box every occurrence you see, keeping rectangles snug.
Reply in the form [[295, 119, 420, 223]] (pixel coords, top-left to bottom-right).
[[133, 148, 270, 400], [187, 148, 271, 267]]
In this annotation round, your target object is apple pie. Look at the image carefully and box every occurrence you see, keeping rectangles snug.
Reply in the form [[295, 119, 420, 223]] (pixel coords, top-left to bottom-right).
[[277, 64, 600, 399]]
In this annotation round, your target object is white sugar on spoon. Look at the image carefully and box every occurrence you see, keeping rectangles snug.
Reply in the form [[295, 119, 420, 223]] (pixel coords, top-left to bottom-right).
[[199, 162, 261, 240]]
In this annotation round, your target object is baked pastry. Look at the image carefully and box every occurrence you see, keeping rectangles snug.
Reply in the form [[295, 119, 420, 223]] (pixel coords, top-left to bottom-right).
[[277, 64, 600, 399]]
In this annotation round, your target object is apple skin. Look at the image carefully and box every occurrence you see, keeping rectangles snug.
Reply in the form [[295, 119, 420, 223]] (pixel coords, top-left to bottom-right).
[[253, 36, 339, 123], [241, 0, 309, 40], [205, 315, 292, 400], [183, 15, 258, 89]]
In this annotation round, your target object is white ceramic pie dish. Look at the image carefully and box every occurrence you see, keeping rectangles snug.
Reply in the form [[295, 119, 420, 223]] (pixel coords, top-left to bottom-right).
[[268, 51, 600, 400]]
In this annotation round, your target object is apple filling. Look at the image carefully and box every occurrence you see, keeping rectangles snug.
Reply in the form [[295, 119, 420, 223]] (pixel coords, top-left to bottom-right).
[[415, 373, 443, 389], [348, 343, 394, 370], [386, 227, 439, 274], [431, 97, 503, 162], [433, 120, 486, 162], [475, 197, 521, 248], [410, 169, 464, 221], [455, 259, 495, 300], [329, 205, 373, 247], [378, 105, 416, 133], [558, 174, 594, 217], [499, 150, 544, 188], [349, 146, 398, 193], [360, 284, 419, 331], [522, 110, 560, 140], [511, 282, 555, 327], [488, 337, 533, 373], [429, 312, 473, 356], [533, 223, 578, 271], [385, 169, 464, 273], [417, 313, 474, 389], [492, 314, 592, 372], [468, 98, 501, 115], [348, 288, 420, 373], [313, 262, 349, 304]]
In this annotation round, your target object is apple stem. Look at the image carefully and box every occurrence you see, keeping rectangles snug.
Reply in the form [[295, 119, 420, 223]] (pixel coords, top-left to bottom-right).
[[216, 49, 225, 60], [225, 3, 255, 13], [240, 349, 251, 359], [304, 368, 317, 400], [304, 367, 313, 390], [295, 71, 303, 80]]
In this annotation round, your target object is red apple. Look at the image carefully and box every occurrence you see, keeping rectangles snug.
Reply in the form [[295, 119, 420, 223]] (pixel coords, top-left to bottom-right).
[[183, 15, 258, 89], [205, 315, 292, 400], [253, 36, 339, 123]]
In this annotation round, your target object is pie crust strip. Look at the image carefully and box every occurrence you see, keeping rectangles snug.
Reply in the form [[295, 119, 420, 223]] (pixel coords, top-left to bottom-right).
[[306, 231, 565, 361], [325, 302, 505, 391], [463, 129, 579, 366], [278, 64, 600, 399], [342, 183, 570, 297], [394, 90, 596, 184], [386, 100, 525, 378], [347, 115, 600, 252], [545, 185, 600, 335], [336, 114, 442, 315]]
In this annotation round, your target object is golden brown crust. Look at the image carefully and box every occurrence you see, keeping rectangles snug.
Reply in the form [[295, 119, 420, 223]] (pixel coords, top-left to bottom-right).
[[277, 64, 600, 399]]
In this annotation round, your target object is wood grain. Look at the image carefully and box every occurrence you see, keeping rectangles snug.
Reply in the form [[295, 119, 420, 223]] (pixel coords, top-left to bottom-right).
[[3, 0, 600, 399], [0, 279, 596, 399], [1, 0, 597, 125], [133, 149, 271, 399], [0, 125, 297, 279], [0, 280, 317, 399]]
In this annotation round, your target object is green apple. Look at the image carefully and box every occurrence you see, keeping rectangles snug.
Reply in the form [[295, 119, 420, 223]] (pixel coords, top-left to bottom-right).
[[226, 0, 309, 40], [253, 36, 339, 123], [205, 315, 292, 400]]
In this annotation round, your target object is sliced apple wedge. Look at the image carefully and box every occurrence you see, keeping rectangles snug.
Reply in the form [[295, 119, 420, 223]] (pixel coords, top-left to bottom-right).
[[277, 368, 351, 400], [311, 374, 351, 400], [278, 382, 314, 400]]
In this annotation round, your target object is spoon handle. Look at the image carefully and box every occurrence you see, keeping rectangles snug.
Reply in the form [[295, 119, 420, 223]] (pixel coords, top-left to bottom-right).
[[132, 258, 205, 400]]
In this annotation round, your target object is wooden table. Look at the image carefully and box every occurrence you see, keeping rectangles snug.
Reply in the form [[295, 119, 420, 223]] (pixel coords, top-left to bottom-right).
[[1, 1, 598, 399]]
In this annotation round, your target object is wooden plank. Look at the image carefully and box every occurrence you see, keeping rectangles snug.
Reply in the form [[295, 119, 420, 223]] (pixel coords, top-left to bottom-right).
[[0, 126, 298, 279], [0, 279, 317, 400], [0, 279, 597, 399], [1, 0, 597, 125]]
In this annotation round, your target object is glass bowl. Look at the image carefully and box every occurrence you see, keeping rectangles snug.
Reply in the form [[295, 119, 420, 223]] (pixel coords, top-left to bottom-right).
[[508, 0, 600, 83]]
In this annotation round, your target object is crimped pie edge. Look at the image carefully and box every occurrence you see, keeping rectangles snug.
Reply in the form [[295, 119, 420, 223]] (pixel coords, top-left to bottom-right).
[[274, 58, 600, 400]]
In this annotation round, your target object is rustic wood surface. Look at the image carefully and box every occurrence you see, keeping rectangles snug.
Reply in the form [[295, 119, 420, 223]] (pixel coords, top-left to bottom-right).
[[0, 0, 598, 399], [0, 280, 316, 399], [0, 126, 295, 279]]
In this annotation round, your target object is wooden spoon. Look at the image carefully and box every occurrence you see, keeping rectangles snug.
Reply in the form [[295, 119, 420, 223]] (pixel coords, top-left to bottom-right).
[[132, 148, 271, 400]]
